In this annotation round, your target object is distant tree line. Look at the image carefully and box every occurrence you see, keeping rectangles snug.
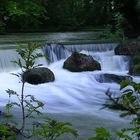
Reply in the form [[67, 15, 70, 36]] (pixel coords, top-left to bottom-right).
[[0, 0, 140, 35]]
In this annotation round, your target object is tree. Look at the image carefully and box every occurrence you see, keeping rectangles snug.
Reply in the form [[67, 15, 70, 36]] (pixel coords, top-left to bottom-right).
[[0, 0, 47, 31], [113, 0, 140, 34], [45, 0, 85, 30]]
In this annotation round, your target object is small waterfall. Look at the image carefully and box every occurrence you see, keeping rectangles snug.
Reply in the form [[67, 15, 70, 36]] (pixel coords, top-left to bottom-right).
[[43, 43, 117, 62], [0, 43, 130, 72], [43, 43, 70, 62], [92, 51, 130, 72], [43, 43, 130, 72], [0, 48, 47, 72], [64, 43, 117, 52], [0, 49, 19, 72]]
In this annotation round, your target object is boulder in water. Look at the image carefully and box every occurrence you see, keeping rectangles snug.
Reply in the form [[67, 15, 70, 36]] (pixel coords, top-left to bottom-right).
[[63, 52, 101, 72], [96, 73, 133, 83], [132, 56, 140, 65], [115, 40, 140, 56], [114, 44, 132, 55], [115, 40, 140, 76], [22, 67, 55, 85], [129, 54, 140, 75], [129, 64, 140, 76]]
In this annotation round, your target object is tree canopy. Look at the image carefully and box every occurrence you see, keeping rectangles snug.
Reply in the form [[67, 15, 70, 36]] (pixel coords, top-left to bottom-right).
[[0, 0, 140, 35]]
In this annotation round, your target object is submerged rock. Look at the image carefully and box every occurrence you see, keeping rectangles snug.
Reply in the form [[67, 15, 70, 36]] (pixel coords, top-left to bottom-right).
[[96, 73, 133, 83], [63, 52, 101, 72], [22, 67, 55, 85], [115, 39, 140, 76]]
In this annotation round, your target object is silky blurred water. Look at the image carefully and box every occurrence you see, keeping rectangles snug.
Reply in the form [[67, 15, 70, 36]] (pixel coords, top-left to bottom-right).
[[0, 43, 132, 139]]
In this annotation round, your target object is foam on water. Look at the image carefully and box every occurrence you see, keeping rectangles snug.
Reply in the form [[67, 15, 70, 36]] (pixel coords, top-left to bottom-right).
[[0, 43, 131, 138]]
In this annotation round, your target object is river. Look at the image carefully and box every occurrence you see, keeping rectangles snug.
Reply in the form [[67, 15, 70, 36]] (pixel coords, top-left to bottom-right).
[[0, 32, 133, 140]]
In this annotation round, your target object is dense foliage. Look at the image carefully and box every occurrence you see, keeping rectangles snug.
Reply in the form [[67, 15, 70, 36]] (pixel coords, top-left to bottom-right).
[[87, 80, 140, 140], [0, 0, 140, 34]]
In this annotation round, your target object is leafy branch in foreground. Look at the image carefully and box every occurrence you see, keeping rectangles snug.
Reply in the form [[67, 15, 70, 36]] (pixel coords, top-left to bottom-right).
[[33, 117, 78, 140], [12, 42, 44, 72], [88, 127, 111, 140], [1, 42, 78, 140], [1, 42, 45, 137], [88, 80, 140, 140], [104, 80, 140, 140], [105, 80, 140, 117], [10, 42, 45, 133], [0, 123, 17, 140]]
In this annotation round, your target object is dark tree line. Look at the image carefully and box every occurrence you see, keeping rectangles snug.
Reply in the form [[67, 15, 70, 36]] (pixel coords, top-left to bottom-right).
[[0, 0, 140, 34]]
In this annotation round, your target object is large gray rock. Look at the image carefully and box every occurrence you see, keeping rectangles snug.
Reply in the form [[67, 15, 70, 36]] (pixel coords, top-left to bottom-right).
[[22, 67, 55, 85], [63, 52, 101, 72]]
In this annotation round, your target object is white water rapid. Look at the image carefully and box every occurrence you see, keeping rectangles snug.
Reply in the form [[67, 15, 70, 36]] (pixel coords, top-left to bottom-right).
[[0, 43, 132, 139]]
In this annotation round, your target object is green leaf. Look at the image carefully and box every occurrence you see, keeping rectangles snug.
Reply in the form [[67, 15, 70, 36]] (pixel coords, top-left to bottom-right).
[[6, 89, 18, 96], [5, 103, 13, 109], [88, 127, 111, 140], [95, 127, 111, 138], [33, 117, 78, 139], [117, 131, 132, 140], [120, 80, 130, 90], [120, 112, 130, 117], [37, 101, 44, 107]]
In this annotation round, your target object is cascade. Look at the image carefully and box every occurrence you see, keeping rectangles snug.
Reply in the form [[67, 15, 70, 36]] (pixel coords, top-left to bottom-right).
[[0, 43, 131, 139], [44, 43, 117, 62], [0, 49, 19, 72], [43, 43, 70, 62], [64, 43, 117, 52], [43, 43, 130, 72], [0, 43, 130, 72]]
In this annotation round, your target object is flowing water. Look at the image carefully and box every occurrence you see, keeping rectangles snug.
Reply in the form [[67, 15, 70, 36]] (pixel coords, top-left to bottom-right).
[[0, 43, 132, 139]]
